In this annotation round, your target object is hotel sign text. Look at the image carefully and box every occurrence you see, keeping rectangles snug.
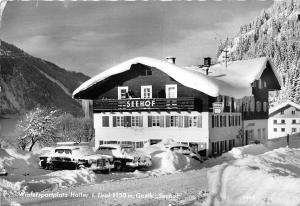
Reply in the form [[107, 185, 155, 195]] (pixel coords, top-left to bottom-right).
[[126, 100, 156, 108]]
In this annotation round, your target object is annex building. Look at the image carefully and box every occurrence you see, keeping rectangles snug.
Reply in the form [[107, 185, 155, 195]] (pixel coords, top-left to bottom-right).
[[268, 101, 300, 139], [73, 56, 281, 157]]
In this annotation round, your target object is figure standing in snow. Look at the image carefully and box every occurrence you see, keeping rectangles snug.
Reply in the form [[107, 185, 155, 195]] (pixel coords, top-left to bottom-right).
[[287, 134, 290, 147]]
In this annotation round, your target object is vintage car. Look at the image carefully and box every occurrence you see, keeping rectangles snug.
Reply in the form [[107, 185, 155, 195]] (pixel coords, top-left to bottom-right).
[[40, 145, 114, 172], [166, 143, 203, 161], [96, 144, 152, 171]]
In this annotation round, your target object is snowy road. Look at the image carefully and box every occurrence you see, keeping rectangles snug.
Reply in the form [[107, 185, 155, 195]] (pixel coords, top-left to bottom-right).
[[10, 169, 208, 206]]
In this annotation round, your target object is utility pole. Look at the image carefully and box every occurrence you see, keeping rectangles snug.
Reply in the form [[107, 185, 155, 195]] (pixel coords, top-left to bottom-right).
[[223, 49, 229, 68]]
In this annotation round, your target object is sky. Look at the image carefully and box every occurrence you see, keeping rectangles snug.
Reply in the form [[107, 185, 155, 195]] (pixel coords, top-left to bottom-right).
[[1, 1, 273, 77]]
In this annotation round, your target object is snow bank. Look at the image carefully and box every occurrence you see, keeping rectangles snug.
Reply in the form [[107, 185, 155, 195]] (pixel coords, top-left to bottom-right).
[[136, 139, 201, 176], [206, 147, 300, 206], [24, 169, 96, 192]]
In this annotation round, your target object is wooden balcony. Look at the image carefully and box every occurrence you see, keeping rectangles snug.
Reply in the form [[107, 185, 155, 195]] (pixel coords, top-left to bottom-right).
[[93, 97, 202, 112]]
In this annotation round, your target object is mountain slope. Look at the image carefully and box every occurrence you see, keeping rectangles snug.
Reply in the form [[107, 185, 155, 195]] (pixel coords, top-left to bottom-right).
[[0, 40, 90, 115], [217, 0, 300, 106]]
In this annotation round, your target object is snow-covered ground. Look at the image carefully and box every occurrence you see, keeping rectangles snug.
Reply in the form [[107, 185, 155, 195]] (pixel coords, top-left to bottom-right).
[[2, 135, 300, 205]]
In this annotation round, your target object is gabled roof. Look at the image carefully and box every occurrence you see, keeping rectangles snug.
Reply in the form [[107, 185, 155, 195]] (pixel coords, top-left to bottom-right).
[[269, 100, 300, 115], [73, 56, 281, 99], [208, 57, 282, 89]]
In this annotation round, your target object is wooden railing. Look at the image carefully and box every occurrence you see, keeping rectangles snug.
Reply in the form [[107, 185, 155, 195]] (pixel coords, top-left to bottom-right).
[[93, 97, 202, 112]]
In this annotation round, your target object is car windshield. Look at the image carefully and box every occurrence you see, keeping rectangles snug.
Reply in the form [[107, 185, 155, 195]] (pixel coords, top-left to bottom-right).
[[55, 149, 72, 154], [121, 147, 135, 153]]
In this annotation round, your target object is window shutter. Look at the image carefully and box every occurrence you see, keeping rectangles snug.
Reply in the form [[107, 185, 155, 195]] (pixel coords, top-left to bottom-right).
[[179, 116, 183, 128], [184, 116, 189, 128], [224, 116, 226, 127], [148, 116, 152, 127], [160, 116, 164, 127], [212, 115, 214, 128], [102, 116, 109, 127], [125, 116, 131, 127], [197, 116, 202, 128], [113, 116, 117, 127], [166, 116, 170, 127], [139, 116, 143, 127], [228, 116, 231, 127]]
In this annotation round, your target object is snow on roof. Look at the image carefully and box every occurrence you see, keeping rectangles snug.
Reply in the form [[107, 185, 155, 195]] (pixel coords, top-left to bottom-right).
[[208, 57, 282, 89], [269, 100, 300, 115], [73, 56, 280, 99]]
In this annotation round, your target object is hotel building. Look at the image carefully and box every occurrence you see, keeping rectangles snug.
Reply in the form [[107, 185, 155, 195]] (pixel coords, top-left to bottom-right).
[[73, 56, 281, 157]]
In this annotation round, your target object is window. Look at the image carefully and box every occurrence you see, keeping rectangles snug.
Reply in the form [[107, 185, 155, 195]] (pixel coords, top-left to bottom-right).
[[212, 115, 214, 128], [281, 109, 284, 115], [281, 128, 285, 132], [135, 142, 144, 148], [170, 116, 179, 127], [166, 84, 177, 98], [292, 110, 296, 115], [113, 116, 125, 127], [281, 119, 285, 124], [116, 116, 124, 127], [292, 128, 297, 133], [274, 128, 277, 132], [263, 102, 267, 112], [131, 116, 142, 127], [118, 86, 128, 99], [152, 116, 160, 127], [188, 116, 198, 127], [273, 119, 277, 124], [263, 81, 267, 88], [141, 85, 152, 99], [292, 119, 296, 124], [258, 129, 261, 139], [102, 116, 109, 127], [256, 101, 262, 112]]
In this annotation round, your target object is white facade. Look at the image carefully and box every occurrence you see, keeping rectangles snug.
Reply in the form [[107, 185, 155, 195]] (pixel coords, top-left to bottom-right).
[[244, 119, 268, 143], [268, 117, 300, 139], [94, 111, 209, 154]]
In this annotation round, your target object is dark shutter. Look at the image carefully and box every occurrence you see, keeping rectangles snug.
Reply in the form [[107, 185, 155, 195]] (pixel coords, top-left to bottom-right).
[[184, 116, 189, 128], [179, 116, 183, 128], [160, 116, 164, 127], [139, 116, 143, 127], [212, 115, 214, 128], [113, 116, 117, 127], [125, 116, 131, 127], [102, 116, 109, 127], [148, 116, 152, 127], [166, 116, 170, 127], [228, 116, 231, 127], [197, 116, 202, 128]]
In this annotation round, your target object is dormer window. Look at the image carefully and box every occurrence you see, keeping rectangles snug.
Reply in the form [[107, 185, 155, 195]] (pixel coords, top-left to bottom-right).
[[166, 84, 177, 98], [141, 85, 152, 99], [118, 86, 128, 99]]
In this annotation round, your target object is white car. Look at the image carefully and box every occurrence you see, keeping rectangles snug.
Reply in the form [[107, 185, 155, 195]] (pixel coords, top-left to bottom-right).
[[166, 143, 203, 162], [96, 144, 152, 171]]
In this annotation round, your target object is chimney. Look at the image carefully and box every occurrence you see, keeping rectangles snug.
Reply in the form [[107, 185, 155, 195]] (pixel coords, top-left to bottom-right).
[[166, 56, 176, 64], [204, 57, 211, 75], [204, 57, 211, 67]]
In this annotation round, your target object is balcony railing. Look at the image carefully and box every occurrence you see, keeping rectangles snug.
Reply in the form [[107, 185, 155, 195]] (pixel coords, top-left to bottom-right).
[[93, 97, 202, 112]]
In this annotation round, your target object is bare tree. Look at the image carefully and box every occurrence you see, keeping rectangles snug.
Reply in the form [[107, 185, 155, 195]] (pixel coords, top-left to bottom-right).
[[16, 107, 60, 151], [55, 113, 93, 143]]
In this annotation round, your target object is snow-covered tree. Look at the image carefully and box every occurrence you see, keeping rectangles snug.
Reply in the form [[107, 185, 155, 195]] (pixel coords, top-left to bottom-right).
[[17, 107, 60, 151]]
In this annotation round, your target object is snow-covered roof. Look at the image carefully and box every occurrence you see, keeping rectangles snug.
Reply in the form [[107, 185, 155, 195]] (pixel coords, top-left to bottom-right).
[[73, 56, 281, 99], [208, 57, 282, 90], [269, 100, 300, 115]]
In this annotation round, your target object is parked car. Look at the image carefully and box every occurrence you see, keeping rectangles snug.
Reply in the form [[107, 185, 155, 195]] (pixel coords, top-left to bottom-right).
[[0, 166, 8, 176], [96, 144, 152, 171], [166, 143, 203, 161], [40, 145, 114, 172]]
